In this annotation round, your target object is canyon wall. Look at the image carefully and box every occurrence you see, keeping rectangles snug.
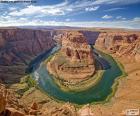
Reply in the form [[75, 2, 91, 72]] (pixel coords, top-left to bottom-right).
[[0, 28, 55, 65], [95, 31, 140, 62], [0, 28, 55, 84]]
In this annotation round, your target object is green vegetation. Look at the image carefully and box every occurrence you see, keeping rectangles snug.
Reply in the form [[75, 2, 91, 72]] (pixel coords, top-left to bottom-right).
[[13, 75, 38, 96]]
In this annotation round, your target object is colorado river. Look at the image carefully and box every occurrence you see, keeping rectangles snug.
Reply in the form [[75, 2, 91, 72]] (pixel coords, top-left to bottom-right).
[[28, 45, 125, 105]]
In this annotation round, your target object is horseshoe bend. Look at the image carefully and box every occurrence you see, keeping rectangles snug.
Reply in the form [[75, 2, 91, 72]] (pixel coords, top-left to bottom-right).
[[47, 32, 96, 86], [0, 27, 140, 115]]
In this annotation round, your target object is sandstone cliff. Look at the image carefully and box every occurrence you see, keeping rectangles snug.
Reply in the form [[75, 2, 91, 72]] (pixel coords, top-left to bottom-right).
[[0, 83, 25, 115], [0, 28, 55, 65], [47, 31, 95, 84], [95, 32, 140, 62], [0, 28, 55, 84]]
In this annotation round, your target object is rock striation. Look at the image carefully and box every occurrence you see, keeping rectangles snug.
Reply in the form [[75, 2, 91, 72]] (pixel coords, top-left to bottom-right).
[[0, 28, 55, 84], [95, 32, 140, 62], [0, 28, 55, 65], [0, 83, 25, 116], [47, 31, 95, 84], [42, 103, 77, 116]]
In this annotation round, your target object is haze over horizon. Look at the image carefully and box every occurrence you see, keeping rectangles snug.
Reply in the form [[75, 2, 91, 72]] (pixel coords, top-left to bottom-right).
[[0, 0, 140, 29]]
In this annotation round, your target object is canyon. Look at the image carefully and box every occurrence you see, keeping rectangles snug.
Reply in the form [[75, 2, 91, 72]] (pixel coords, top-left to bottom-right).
[[0, 28, 55, 84], [0, 27, 140, 116]]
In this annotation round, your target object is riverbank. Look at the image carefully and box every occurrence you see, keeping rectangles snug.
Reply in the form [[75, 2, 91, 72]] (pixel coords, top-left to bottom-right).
[[46, 50, 104, 92], [89, 47, 127, 105], [90, 51, 140, 115]]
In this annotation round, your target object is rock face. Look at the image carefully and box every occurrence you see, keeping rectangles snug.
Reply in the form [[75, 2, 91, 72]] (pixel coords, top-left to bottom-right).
[[42, 103, 77, 116], [0, 28, 55, 65], [4, 108, 24, 116], [0, 28, 55, 84], [0, 83, 25, 115], [47, 31, 95, 84], [61, 32, 94, 64], [0, 84, 6, 114], [95, 32, 140, 62], [78, 105, 94, 116]]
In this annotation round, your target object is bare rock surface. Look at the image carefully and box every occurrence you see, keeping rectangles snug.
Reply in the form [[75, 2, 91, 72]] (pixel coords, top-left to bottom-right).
[[42, 103, 77, 116], [78, 104, 94, 116], [47, 31, 95, 84], [95, 32, 140, 62]]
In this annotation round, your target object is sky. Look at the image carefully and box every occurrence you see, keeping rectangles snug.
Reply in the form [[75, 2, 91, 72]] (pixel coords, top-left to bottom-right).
[[0, 0, 140, 29]]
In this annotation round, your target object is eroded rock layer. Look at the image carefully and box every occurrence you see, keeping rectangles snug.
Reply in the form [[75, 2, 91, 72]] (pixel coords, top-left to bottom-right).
[[95, 32, 140, 62], [47, 32, 95, 84], [0, 28, 55, 84]]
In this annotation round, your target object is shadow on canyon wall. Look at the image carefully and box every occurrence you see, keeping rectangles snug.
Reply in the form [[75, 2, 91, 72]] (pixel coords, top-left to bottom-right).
[[80, 31, 100, 45]]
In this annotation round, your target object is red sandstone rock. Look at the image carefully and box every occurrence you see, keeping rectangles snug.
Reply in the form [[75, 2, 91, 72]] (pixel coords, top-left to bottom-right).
[[95, 32, 140, 62], [78, 104, 94, 116], [42, 103, 77, 116], [47, 31, 95, 84], [61, 32, 94, 64], [0, 28, 55, 65], [4, 108, 24, 116], [0, 83, 26, 115], [0, 92, 6, 114], [30, 102, 38, 110]]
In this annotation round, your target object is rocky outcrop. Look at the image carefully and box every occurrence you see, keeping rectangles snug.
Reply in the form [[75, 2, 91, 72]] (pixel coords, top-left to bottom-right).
[[0, 85, 6, 114], [28, 102, 40, 115], [4, 108, 24, 116], [0, 83, 25, 115], [61, 31, 94, 64], [47, 31, 95, 84], [78, 104, 94, 116], [95, 32, 140, 62], [42, 103, 77, 116], [0, 28, 55, 84]]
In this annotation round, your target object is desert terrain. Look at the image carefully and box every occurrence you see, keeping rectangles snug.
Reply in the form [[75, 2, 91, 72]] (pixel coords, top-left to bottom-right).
[[0, 27, 140, 116]]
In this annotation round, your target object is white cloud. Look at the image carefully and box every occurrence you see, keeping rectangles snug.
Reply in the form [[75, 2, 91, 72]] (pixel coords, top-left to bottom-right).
[[0, 15, 140, 29], [65, 19, 71, 21], [116, 16, 126, 20], [9, 5, 65, 16], [9, 7, 17, 11], [9, 0, 68, 16], [116, 16, 122, 19], [7, 0, 140, 17], [93, 0, 140, 5], [104, 7, 125, 12], [133, 17, 140, 21], [102, 15, 113, 19], [85, 6, 100, 11]]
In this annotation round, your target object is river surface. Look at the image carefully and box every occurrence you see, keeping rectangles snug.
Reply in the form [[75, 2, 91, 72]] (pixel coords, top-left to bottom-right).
[[29, 45, 123, 105]]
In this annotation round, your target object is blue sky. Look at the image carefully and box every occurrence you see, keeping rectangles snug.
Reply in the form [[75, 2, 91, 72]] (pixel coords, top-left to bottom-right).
[[0, 0, 140, 29]]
